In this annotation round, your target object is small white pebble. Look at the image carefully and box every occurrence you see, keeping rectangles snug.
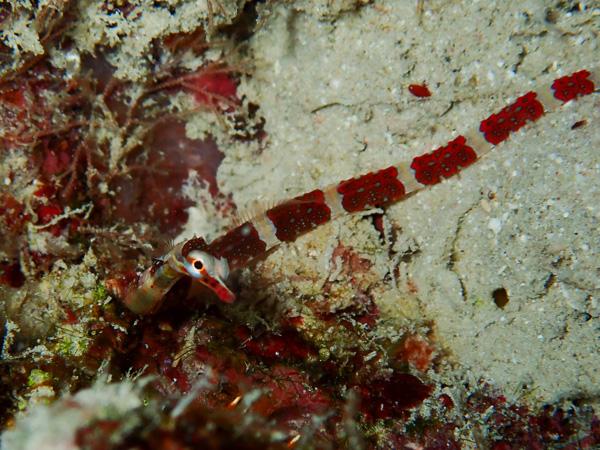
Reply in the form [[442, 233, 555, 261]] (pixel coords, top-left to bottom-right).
[[364, 351, 378, 361], [481, 199, 491, 213], [488, 217, 503, 234]]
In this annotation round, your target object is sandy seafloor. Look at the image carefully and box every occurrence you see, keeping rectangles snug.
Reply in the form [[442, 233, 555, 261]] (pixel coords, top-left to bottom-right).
[[1, 0, 600, 447], [209, 0, 600, 406]]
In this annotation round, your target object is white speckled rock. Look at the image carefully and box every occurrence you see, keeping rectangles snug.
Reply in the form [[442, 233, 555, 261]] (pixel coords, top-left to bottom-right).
[[201, 0, 600, 405]]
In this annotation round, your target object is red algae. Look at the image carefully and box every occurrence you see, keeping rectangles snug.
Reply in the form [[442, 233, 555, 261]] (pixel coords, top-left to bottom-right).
[[391, 333, 437, 372], [0, 262, 26, 288], [187, 71, 239, 107], [463, 389, 589, 448], [356, 372, 432, 420], [0, 5, 248, 429], [110, 120, 226, 234], [331, 244, 374, 274], [76, 298, 437, 446], [0, 195, 28, 232], [235, 326, 313, 364]]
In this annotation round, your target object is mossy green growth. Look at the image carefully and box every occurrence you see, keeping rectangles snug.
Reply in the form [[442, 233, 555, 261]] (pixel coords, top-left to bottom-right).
[[55, 334, 90, 357], [93, 283, 108, 303], [28, 369, 52, 387], [473, 298, 488, 307]]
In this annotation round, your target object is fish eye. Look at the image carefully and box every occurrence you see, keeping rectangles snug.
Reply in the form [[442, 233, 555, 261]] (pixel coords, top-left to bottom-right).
[[193, 260, 204, 270]]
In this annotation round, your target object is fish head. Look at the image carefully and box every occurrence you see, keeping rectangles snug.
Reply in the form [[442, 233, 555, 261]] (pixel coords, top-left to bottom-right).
[[183, 249, 235, 303]]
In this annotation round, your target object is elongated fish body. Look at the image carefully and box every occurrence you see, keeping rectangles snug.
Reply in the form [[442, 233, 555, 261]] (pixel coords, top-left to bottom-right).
[[124, 70, 598, 315], [124, 240, 233, 315]]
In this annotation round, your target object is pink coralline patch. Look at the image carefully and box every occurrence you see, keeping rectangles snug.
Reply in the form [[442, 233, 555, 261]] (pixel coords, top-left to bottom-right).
[[0, 195, 29, 277], [37, 204, 63, 223], [332, 244, 373, 274], [0, 85, 28, 117], [250, 365, 332, 424], [0, 89, 28, 146], [315, 243, 382, 329], [187, 72, 238, 107], [128, 323, 192, 394], [33, 184, 56, 198], [235, 326, 313, 364], [35, 199, 71, 237], [406, 278, 419, 294], [392, 334, 437, 372], [318, 244, 378, 314], [1, 66, 54, 142], [0, 195, 28, 229], [42, 145, 72, 175], [30, 184, 82, 236]]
